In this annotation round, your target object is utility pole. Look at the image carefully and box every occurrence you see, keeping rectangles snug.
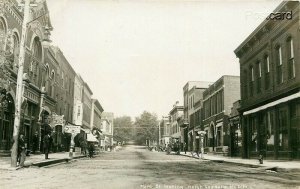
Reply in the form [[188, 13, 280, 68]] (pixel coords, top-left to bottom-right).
[[11, 0, 33, 167]]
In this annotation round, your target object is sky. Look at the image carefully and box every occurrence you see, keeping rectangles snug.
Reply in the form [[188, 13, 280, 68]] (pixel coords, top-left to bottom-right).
[[46, 0, 281, 119]]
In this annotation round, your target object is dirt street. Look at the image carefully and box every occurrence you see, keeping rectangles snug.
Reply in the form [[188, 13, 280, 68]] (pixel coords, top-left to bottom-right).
[[1, 145, 300, 189]]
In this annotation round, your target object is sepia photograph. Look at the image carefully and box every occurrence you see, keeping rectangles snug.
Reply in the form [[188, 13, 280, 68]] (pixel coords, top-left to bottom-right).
[[0, 0, 300, 188]]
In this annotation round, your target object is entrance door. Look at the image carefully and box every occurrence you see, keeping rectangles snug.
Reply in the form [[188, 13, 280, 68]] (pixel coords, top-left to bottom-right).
[[0, 95, 14, 151], [291, 103, 300, 159]]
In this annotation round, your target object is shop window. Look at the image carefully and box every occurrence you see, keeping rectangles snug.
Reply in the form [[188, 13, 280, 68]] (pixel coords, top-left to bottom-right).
[[250, 117, 257, 152], [217, 127, 222, 146], [278, 109, 288, 151]]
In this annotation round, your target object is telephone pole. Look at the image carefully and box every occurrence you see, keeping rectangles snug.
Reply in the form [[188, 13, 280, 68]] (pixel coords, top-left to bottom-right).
[[11, 0, 34, 167]]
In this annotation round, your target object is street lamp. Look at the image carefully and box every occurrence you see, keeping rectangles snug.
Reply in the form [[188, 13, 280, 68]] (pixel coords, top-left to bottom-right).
[[197, 131, 206, 159]]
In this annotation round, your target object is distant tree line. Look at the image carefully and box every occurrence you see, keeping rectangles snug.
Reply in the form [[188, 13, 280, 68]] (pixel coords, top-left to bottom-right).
[[113, 111, 158, 145]]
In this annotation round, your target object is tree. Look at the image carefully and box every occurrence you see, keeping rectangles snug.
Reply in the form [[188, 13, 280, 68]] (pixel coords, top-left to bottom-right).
[[113, 116, 134, 142], [134, 111, 158, 145]]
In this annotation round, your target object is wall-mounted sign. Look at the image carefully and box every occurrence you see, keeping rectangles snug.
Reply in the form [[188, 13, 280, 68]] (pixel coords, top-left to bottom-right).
[[64, 125, 80, 134], [51, 114, 64, 127]]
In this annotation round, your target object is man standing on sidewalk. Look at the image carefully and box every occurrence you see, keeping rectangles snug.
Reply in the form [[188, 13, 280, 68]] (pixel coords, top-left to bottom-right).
[[17, 134, 26, 167], [43, 133, 50, 159], [32, 131, 39, 154]]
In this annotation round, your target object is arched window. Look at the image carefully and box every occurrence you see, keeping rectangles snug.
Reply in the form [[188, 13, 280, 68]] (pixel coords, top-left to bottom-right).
[[44, 65, 50, 93], [0, 18, 6, 50], [31, 37, 42, 84], [11, 33, 19, 66], [51, 70, 55, 80]]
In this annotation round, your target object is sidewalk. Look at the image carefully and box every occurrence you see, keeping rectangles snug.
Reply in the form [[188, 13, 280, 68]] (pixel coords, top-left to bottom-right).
[[0, 152, 85, 170], [180, 151, 300, 172]]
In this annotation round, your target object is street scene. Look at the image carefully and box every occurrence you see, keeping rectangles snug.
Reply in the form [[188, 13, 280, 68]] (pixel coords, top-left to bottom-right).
[[1, 145, 300, 189], [0, 0, 300, 189]]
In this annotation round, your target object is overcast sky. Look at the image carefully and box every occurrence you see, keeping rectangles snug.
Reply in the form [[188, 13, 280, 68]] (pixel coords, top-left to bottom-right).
[[46, 0, 281, 119]]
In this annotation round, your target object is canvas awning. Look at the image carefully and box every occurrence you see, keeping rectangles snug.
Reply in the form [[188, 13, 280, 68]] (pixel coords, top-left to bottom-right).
[[243, 92, 300, 116]]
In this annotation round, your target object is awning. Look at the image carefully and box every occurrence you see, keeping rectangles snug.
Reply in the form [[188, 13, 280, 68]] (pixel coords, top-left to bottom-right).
[[243, 92, 300, 116], [87, 134, 98, 142]]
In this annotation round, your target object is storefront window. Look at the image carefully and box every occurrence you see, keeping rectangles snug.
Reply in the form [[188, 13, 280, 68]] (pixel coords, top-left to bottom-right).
[[250, 117, 257, 152], [278, 109, 288, 151], [216, 126, 222, 146], [266, 111, 275, 151]]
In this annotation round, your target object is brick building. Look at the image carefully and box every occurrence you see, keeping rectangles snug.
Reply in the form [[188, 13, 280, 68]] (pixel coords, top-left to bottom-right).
[[202, 75, 240, 155], [182, 81, 212, 151], [169, 101, 183, 146], [82, 82, 93, 129], [0, 0, 107, 155], [159, 116, 170, 147], [228, 100, 242, 157], [234, 1, 300, 159], [101, 112, 114, 149], [0, 0, 55, 154]]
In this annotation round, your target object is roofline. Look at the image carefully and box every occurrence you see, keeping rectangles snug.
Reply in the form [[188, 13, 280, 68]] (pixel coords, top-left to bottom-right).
[[234, 1, 290, 54], [84, 82, 93, 95]]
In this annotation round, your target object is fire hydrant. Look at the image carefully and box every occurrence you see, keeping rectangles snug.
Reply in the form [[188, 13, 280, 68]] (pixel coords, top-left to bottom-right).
[[258, 154, 264, 164]]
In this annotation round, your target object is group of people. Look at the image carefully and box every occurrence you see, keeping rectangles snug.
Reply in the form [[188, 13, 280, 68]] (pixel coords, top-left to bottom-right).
[[17, 131, 53, 167], [80, 140, 96, 158]]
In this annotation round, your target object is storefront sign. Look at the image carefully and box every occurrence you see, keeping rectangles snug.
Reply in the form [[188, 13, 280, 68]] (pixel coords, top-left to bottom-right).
[[64, 125, 80, 134], [51, 114, 64, 127]]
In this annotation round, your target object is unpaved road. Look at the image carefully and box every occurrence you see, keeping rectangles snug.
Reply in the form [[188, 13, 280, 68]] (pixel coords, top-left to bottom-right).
[[1, 145, 300, 189]]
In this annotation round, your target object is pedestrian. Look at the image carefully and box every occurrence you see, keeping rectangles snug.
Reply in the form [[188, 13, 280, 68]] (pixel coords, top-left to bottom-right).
[[43, 133, 50, 159], [184, 142, 187, 154], [17, 133, 26, 167], [88, 142, 94, 158], [32, 131, 39, 154], [80, 139, 88, 157], [194, 141, 200, 158]]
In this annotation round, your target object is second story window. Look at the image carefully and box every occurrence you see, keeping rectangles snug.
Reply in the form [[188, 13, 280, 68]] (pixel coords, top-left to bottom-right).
[[287, 37, 295, 79], [276, 46, 283, 84], [257, 61, 262, 93], [243, 70, 248, 99], [249, 66, 254, 97], [251, 66, 254, 82], [0, 19, 6, 50], [264, 55, 270, 90]]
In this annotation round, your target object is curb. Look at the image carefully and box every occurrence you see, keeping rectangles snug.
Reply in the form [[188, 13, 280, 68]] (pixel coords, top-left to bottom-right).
[[179, 153, 300, 173], [31, 155, 86, 167]]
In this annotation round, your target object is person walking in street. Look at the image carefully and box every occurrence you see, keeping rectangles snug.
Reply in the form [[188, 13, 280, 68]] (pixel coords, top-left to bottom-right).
[[17, 134, 26, 167], [32, 131, 39, 154], [43, 133, 50, 159]]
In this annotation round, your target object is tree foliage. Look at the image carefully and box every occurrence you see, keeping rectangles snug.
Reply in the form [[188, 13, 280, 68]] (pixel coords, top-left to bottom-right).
[[113, 116, 134, 142], [133, 111, 158, 145]]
